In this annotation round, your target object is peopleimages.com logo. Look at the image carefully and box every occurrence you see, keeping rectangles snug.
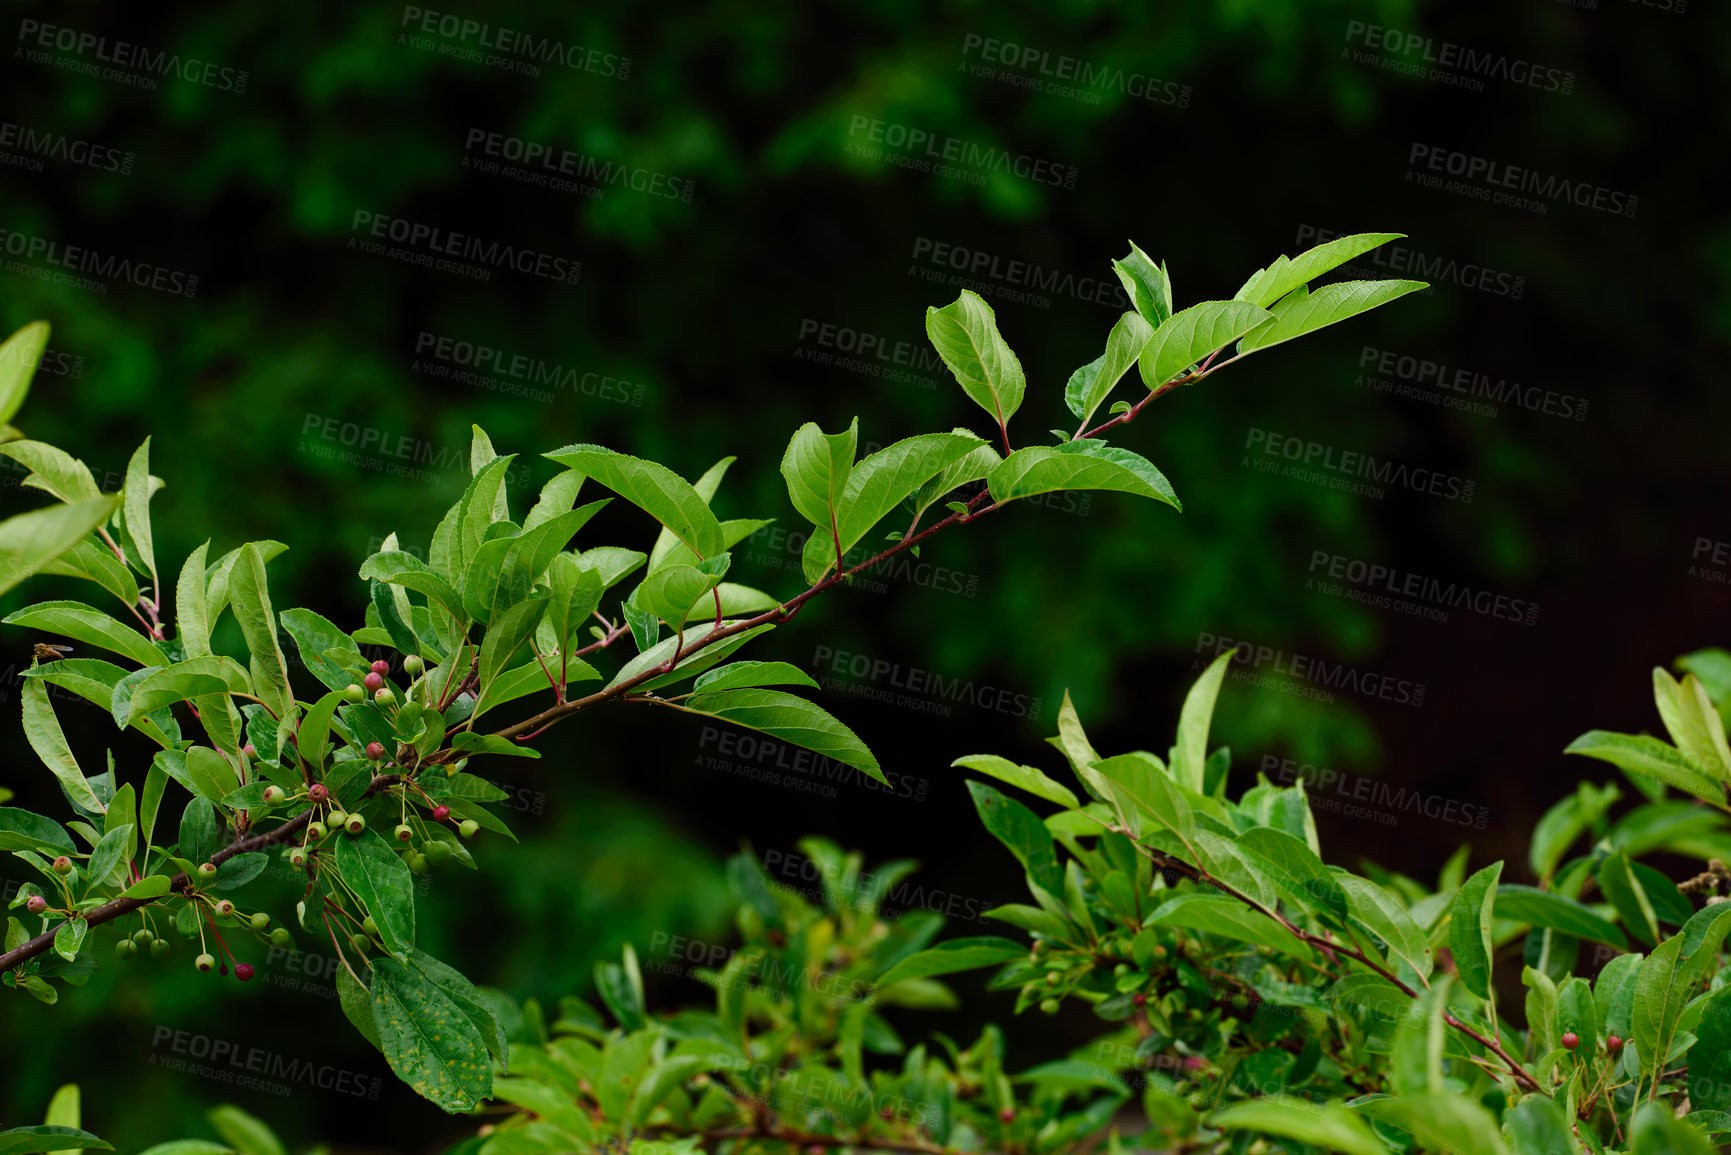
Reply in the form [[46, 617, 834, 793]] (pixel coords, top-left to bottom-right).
[[844, 115, 1078, 190]]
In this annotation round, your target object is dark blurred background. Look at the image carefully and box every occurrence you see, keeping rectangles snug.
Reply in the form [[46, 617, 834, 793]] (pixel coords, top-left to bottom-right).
[[1, 0, 1727, 1149]]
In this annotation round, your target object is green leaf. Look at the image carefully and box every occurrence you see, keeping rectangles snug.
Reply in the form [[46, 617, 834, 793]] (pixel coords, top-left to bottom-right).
[[681, 687, 881, 780], [1689, 985, 1731, 1112], [605, 619, 774, 693], [1449, 862, 1504, 999], [908, 439, 1001, 523], [635, 561, 726, 630], [1110, 242, 1173, 327], [229, 544, 292, 721], [1065, 311, 1156, 432], [334, 828, 416, 962], [120, 438, 158, 591], [122, 659, 239, 729], [174, 541, 213, 659], [692, 661, 818, 694], [358, 551, 468, 627], [85, 824, 133, 889], [280, 609, 367, 693], [1654, 668, 1731, 778], [1086, 751, 1193, 845], [1495, 884, 1629, 949], [21, 677, 104, 814], [544, 445, 725, 559], [1238, 280, 1427, 356], [780, 419, 857, 534], [204, 1106, 283, 1155], [967, 780, 1062, 894], [875, 937, 1025, 986], [1632, 932, 1689, 1094], [1339, 874, 1433, 980], [1600, 849, 1663, 945], [1236, 232, 1406, 308], [1237, 826, 1350, 926], [40, 541, 140, 608], [1211, 1097, 1384, 1155], [3, 599, 163, 668], [53, 917, 86, 962], [474, 596, 549, 705], [1504, 1096, 1575, 1155], [1596, 950, 1644, 1041], [119, 875, 172, 900], [178, 796, 220, 865], [337, 964, 383, 1051], [1631, 1100, 1718, 1155], [1144, 893, 1311, 960], [0, 440, 101, 503], [1136, 300, 1272, 391], [987, 441, 1180, 511], [0, 1129, 110, 1155], [1352, 1093, 1512, 1155], [952, 754, 1078, 809], [1566, 730, 1723, 804], [448, 732, 540, 759], [594, 944, 646, 1030], [0, 321, 50, 425], [370, 956, 492, 1113], [924, 290, 1026, 429], [0, 807, 74, 853], [0, 498, 122, 599], [799, 431, 986, 583], [1174, 650, 1233, 793], [1530, 781, 1620, 883]]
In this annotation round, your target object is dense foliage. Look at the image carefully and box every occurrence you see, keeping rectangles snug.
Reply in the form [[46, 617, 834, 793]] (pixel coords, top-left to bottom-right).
[[0, 236, 1421, 1145]]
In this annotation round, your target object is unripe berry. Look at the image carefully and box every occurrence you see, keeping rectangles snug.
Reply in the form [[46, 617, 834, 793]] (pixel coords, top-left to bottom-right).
[[403, 655, 423, 676], [250, 912, 270, 931], [423, 841, 452, 865], [242, 744, 257, 758], [371, 659, 391, 676], [270, 927, 292, 947], [308, 783, 329, 803], [1113, 963, 1130, 977], [1562, 1031, 1579, 1051], [365, 742, 386, 761], [25, 894, 48, 914], [394, 823, 414, 842], [132, 928, 153, 945], [288, 848, 308, 869], [197, 862, 218, 882], [307, 820, 328, 841], [374, 687, 394, 706], [343, 683, 364, 703], [349, 933, 370, 955], [262, 785, 285, 804], [234, 962, 255, 981], [345, 813, 366, 835], [1045, 971, 1061, 985], [363, 672, 384, 693], [1039, 997, 1059, 1014], [432, 805, 451, 822], [150, 939, 169, 959], [214, 899, 235, 917], [326, 810, 348, 829], [115, 938, 136, 959], [51, 855, 71, 875], [407, 851, 430, 875], [458, 818, 479, 839], [195, 952, 216, 973], [362, 916, 378, 936]]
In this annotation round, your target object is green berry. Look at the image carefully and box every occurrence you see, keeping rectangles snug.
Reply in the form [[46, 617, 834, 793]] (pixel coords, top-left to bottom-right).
[[197, 862, 218, 881], [195, 952, 217, 972], [150, 939, 169, 959], [345, 813, 366, 835], [343, 683, 365, 703], [403, 654, 424, 676], [423, 841, 452, 865], [458, 818, 480, 840], [115, 938, 137, 959], [51, 855, 72, 875], [306, 820, 328, 841], [394, 823, 414, 843], [1039, 998, 1060, 1015], [261, 785, 286, 804], [270, 927, 292, 948], [407, 851, 429, 875], [288, 847, 308, 869], [1045, 971, 1061, 985], [214, 899, 235, 917], [132, 928, 154, 945], [374, 687, 394, 706], [326, 810, 348, 829], [349, 933, 370, 955], [250, 912, 270, 931], [1114, 963, 1130, 977], [362, 915, 378, 936]]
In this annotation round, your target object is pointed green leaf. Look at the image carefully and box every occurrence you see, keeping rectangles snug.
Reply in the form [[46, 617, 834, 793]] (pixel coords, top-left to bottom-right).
[[0, 321, 50, 425], [1174, 650, 1233, 792], [924, 290, 1026, 429], [1110, 242, 1173, 327], [544, 445, 724, 558], [334, 828, 416, 962], [0, 498, 121, 599], [120, 438, 158, 590], [1566, 730, 1723, 804], [682, 687, 881, 780], [780, 420, 857, 533], [1065, 310, 1155, 430], [370, 956, 491, 1112], [967, 780, 1062, 894], [875, 937, 1026, 986], [988, 441, 1179, 510], [229, 544, 292, 720], [953, 754, 1079, 810], [1237, 233, 1406, 308], [1137, 300, 1272, 391], [21, 677, 104, 814], [1238, 280, 1427, 356], [1449, 862, 1504, 999]]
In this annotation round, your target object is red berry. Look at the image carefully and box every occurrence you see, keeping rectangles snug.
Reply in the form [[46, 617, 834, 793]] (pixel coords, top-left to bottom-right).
[[999, 1107, 1015, 1123], [308, 783, 329, 803], [234, 962, 255, 981], [363, 672, 384, 693], [242, 744, 256, 758], [432, 805, 451, 821], [1607, 1035, 1624, 1054], [371, 659, 391, 676], [51, 855, 71, 875], [26, 895, 47, 914], [1562, 1031, 1579, 1050], [1132, 993, 1147, 1006], [365, 741, 386, 761]]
